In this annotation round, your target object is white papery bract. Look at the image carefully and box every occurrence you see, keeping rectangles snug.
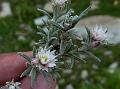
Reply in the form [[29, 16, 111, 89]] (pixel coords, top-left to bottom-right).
[[54, 0, 68, 5], [91, 25, 108, 47], [92, 25, 108, 42], [32, 47, 57, 71], [6, 80, 21, 89]]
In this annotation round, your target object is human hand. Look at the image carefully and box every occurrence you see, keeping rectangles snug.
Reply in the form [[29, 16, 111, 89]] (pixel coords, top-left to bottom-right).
[[0, 52, 56, 89]]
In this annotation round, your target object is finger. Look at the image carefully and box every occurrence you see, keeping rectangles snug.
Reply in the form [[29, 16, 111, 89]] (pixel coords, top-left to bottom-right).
[[20, 74, 56, 89], [0, 52, 31, 86]]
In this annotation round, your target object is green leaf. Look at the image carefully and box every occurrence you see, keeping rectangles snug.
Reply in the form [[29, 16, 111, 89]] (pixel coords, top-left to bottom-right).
[[18, 52, 32, 63], [70, 54, 86, 63], [65, 0, 71, 13], [21, 66, 32, 77], [71, 5, 91, 28], [70, 58, 74, 68], [42, 19, 49, 26], [65, 57, 75, 69], [84, 51, 101, 62], [37, 32, 46, 37], [48, 37, 58, 44], [78, 5, 91, 20], [53, 5, 59, 21], [50, 20, 64, 30], [60, 39, 63, 54], [55, 61, 64, 65], [65, 40, 73, 53], [42, 71, 50, 83], [60, 40, 74, 54], [54, 72, 61, 78], [85, 26, 92, 43], [37, 8, 52, 19], [30, 68, 37, 87], [51, 29, 59, 37], [42, 71, 49, 79], [33, 46, 37, 58]]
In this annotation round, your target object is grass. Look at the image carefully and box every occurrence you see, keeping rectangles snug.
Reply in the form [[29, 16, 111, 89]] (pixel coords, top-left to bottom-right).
[[0, 0, 120, 89]]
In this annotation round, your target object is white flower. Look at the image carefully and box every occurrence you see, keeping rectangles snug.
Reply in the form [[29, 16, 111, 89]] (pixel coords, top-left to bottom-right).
[[91, 25, 108, 47], [6, 80, 21, 89], [8, 85, 15, 89], [92, 25, 108, 42], [32, 47, 57, 71], [54, 0, 68, 5]]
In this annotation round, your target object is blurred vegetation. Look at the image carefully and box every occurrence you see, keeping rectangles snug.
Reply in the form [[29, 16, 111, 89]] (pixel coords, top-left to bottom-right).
[[0, 0, 120, 53], [0, 0, 120, 89]]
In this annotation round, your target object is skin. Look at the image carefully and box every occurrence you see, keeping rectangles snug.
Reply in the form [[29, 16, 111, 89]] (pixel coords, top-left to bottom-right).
[[20, 74, 56, 89], [0, 52, 56, 89]]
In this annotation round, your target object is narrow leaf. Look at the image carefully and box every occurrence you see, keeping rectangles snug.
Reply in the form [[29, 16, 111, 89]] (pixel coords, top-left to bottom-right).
[[85, 26, 92, 43], [71, 5, 91, 28], [42, 71, 49, 83], [84, 51, 101, 62], [78, 5, 91, 20], [70, 54, 86, 63], [33, 46, 37, 58], [18, 52, 32, 63], [30, 68, 37, 87], [49, 37, 58, 43], [21, 66, 32, 77], [50, 20, 64, 30], [37, 8, 52, 19], [54, 72, 61, 78], [37, 32, 46, 37], [70, 58, 74, 68]]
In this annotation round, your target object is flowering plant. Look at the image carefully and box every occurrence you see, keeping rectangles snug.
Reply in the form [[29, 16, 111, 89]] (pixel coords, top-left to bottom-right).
[[0, 80, 21, 89], [18, 0, 109, 87]]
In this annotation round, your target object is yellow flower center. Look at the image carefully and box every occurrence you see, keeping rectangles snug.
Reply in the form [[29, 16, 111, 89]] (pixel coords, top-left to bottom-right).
[[40, 55, 48, 63]]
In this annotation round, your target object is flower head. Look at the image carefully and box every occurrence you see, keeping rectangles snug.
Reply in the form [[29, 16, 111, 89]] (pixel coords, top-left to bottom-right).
[[91, 25, 108, 47], [32, 47, 57, 71], [54, 0, 68, 6], [6, 80, 21, 89]]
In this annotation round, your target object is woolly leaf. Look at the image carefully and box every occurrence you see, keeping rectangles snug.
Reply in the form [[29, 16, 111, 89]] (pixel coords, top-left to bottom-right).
[[33, 46, 37, 58], [54, 72, 61, 78], [42, 71, 50, 84], [21, 66, 32, 77], [84, 51, 101, 62], [30, 68, 37, 87], [38, 8, 52, 19], [70, 5, 91, 29], [70, 54, 86, 63], [70, 58, 74, 68], [50, 20, 64, 30], [85, 26, 92, 44], [49, 37, 58, 43], [64, 40, 73, 53], [78, 5, 91, 20], [18, 52, 32, 63]]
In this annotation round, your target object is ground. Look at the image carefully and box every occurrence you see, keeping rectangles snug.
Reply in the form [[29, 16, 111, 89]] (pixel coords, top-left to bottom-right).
[[0, 0, 120, 89]]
